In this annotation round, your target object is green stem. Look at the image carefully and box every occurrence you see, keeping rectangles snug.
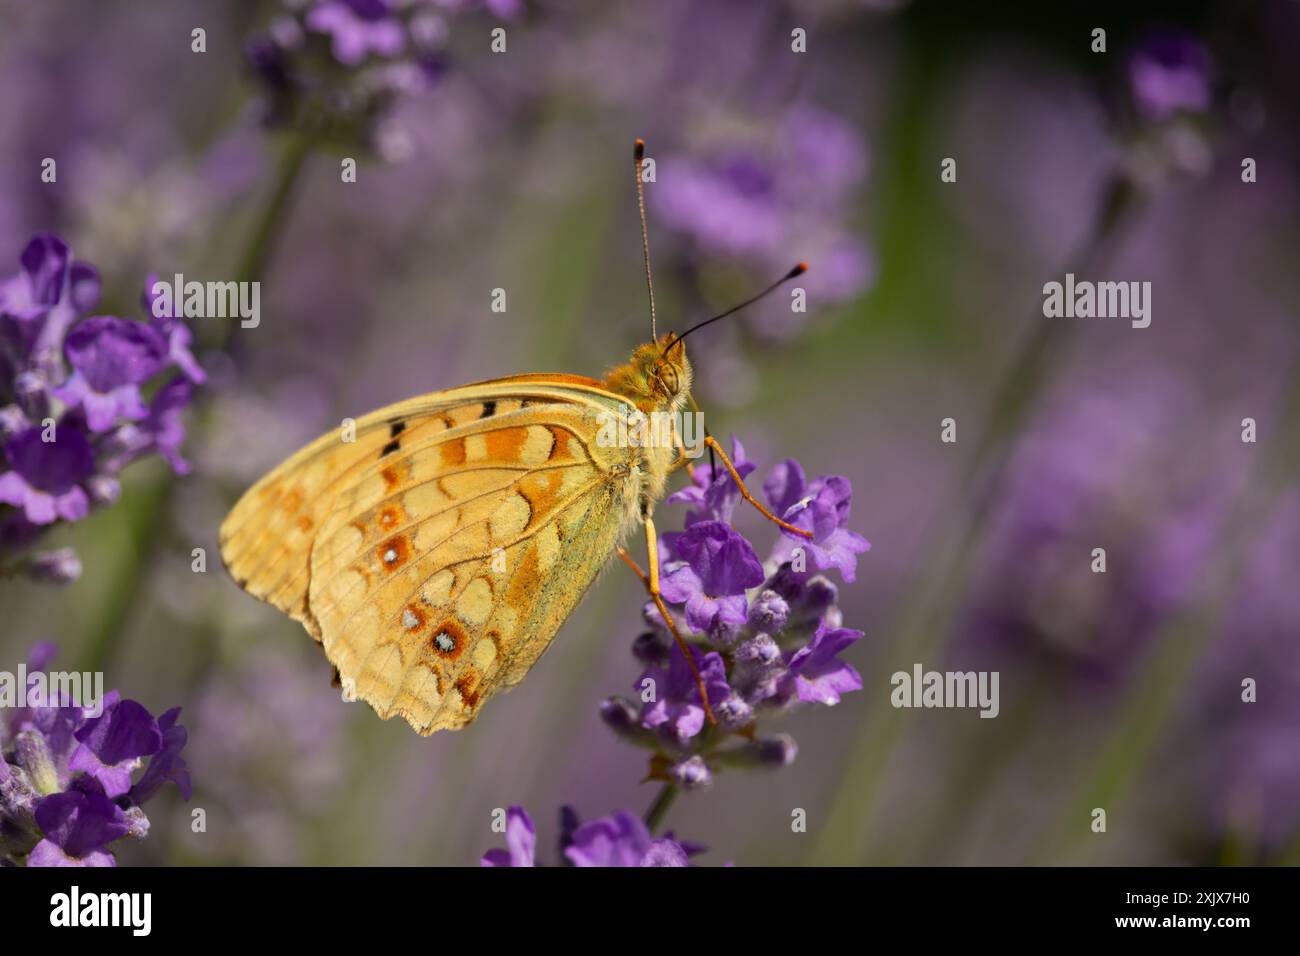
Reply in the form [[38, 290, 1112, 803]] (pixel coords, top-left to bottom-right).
[[643, 783, 678, 834], [811, 177, 1141, 865], [82, 475, 171, 674], [237, 132, 312, 286]]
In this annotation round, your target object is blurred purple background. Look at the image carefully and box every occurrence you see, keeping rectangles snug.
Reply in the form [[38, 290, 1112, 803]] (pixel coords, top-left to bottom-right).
[[2, 0, 1298, 865]]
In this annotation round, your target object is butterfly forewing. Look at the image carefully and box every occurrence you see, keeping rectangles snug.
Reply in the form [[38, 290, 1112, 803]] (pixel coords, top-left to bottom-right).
[[218, 376, 643, 734]]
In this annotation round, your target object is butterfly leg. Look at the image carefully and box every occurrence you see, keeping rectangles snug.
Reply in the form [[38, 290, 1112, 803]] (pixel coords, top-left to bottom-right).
[[703, 435, 814, 539], [617, 521, 719, 726]]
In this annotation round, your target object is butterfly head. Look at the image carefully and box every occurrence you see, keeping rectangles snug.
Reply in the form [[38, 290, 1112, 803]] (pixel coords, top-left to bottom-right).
[[605, 333, 692, 413]]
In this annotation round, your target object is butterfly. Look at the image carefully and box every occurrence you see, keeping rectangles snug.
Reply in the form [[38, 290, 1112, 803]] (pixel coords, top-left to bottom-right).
[[219, 141, 810, 736]]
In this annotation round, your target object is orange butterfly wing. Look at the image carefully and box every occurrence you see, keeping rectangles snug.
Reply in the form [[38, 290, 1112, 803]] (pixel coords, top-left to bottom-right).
[[219, 376, 643, 734]]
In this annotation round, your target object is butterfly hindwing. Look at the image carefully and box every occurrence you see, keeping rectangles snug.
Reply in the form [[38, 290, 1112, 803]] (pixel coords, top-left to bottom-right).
[[219, 376, 642, 734]]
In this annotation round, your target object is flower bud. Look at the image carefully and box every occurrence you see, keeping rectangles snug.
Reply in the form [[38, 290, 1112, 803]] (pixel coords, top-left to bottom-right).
[[631, 631, 669, 666], [670, 755, 712, 791], [86, 475, 121, 507], [599, 697, 649, 743], [754, 734, 799, 768], [123, 805, 151, 840], [15, 731, 60, 796], [14, 371, 50, 421], [22, 548, 82, 585], [735, 634, 781, 670], [793, 575, 838, 622], [714, 694, 753, 730], [747, 589, 790, 634], [0, 405, 28, 441], [714, 733, 800, 770], [640, 839, 690, 867]]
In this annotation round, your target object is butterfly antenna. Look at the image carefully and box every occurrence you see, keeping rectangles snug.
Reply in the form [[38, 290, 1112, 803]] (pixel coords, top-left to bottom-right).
[[634, 139, 658, 342], [663, 262, 807, 354]]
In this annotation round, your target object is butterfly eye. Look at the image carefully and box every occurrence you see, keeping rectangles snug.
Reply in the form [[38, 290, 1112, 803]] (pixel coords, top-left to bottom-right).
[[658, 364, 679, 395]]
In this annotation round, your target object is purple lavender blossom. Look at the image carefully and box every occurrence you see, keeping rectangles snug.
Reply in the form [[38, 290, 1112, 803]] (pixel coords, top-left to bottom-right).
[[780, 622, 865, 706], [53, 317, 167, 432], [659, 521, 764, 632], [142, 274, 206, 385], [667, 754, 712, 791], [767, 464, 871, 583], [564, 810, 698, 867], [601, 440, 869, 844], [652, 105, 873, 334], [0, 235, 201, 571], [566, 811, 660, 867], [665, 436, 755, 527], [19, 545, 83, 584], [244, 0, 514, 156], [0, 421, 94, 524], [129, 708, 191, 805], [480, 805, 701, 867], [307, 0, 407, 66], [639, 838, 691, 866], [69, 697, 164, 799], [0, 644, 190, 867], [1128, 29, 1213, 121], [99, 376, 197, 476], [638, 642, 730, 743], [29, 786, 129, 868], [10, 234, 72, 314], [0, 235, 96, 358]]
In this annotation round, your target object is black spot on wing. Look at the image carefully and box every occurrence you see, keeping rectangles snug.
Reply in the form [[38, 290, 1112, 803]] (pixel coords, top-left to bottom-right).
[[380, 439, 401, 457], [389, 421, 406, 438], [479, 400, 497, 419]]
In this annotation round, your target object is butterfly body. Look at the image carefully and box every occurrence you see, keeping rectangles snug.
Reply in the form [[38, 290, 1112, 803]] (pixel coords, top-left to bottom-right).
[[220, 336, 692, 735]]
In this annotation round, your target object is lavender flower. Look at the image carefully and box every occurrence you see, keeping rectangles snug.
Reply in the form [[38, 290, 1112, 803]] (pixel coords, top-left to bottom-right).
[[1128, 29, 1213, 121], [481, 805, 702, 867], [0, 421, 94, 524], [1121, 30, 1217, 185], [780, 622, 865, 706], [142, 274, 206, 386], [652, 105, 873, 338], [600, 436, 869, 828], [0, 234, 201, 577], [565, 811, 669, 867], [307, 1, 407, 66], [659, 521, 764, 633], [28, 785, 129, 868], [766, 462, 870, 583], [68, 696, 164, 799], [19, 546, 82, 585], [0, 644, 191, 867], [52, 317, 167, 432], [245, 0, 517, 158], [638, 643, 730, 743], [665, 436, 755, 526]]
